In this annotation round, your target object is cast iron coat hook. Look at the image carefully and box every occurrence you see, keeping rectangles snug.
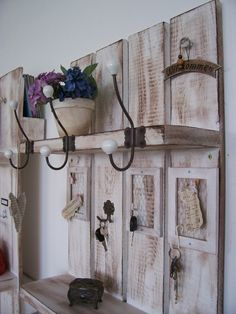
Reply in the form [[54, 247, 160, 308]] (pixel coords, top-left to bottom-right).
[[5, 100, 33, 169]]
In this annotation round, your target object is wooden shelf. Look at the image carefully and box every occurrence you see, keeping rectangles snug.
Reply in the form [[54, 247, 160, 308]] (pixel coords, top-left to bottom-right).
[[0, 271, 17, 292], [20, 274, 146, 314], [20, 125, 220, 154]]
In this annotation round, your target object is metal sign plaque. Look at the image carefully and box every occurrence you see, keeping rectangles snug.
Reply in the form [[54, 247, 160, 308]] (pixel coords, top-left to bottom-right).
[[1, 198, 8, 206], [163, 59, 221, 80]]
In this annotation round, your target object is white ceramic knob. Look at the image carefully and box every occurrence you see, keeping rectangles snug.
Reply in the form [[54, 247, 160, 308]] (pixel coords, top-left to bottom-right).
[[101, 139, 118, 155], [40, 146, 51, 157], [9, 100, 18, 110], [43, 85, 54, 98], [107, 60, 119, 75], [4, 149, 13, 159]]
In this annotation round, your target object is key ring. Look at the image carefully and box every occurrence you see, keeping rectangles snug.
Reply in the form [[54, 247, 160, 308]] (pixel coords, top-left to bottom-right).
[[169, 247, 181, 260]]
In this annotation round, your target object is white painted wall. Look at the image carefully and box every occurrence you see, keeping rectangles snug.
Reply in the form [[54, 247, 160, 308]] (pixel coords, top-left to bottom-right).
[[0, 0, 235, 312]]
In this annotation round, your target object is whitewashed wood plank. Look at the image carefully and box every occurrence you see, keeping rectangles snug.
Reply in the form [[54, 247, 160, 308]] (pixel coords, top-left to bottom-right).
[[128, 23, 168, 127], [93, 153, 123, 297], [20, 126, 220, 154], [0, 164, 15, 274], [127, 233, 163, 314], [169, 148, 219, 313], [0, 289, 16, 314], [169, 248, 217, 314], [168, 167, 218, 254], [170, 148, 219, 168], [170, 1, 219, 130], [71, 53, 95, 69], [68, 155, 92, 278], [125, 151, 164, 313], [95, 40, 128, 132], [21, 289, 55, 314], [0, 67, 24, 151], [21, 274, 146, 314]]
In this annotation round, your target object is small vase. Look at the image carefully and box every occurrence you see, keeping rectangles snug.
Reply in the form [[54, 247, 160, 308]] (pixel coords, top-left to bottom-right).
[[53, 98, 95, 137]]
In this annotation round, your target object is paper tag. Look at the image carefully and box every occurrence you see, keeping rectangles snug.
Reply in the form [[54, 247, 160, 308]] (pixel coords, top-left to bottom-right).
[[178, 188, 203, 232]]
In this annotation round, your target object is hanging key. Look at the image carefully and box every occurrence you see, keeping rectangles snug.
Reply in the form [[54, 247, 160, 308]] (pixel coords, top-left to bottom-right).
[[100, 223, 109, 252], [95, 227, 107, 252], [169, 248, 182, 303], [130, 205, 138, 246]]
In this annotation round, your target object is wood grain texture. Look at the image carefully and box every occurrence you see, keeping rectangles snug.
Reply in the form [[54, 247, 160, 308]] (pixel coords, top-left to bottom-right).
[[128, 23, 168, 127], [0, 164, 15, 274], [127, 233, 163, 314], [214, 2, 224, 313], [0, 67, 24, 151], [0, 273, 17, 293], [93, 153, 123, 297], [168, 167, 218, 254], [68, 155, 92, 278], [21, 274, 146, 314], [170, 1, 219, 130], [20, 125, 220, 154], [169, 248, 217, 314], [71, 53, 95, 70], [125, 151, 164, 313], [95, 40, 128, 132], [0, 289, 17, 314], [169, 149, 219, 313]]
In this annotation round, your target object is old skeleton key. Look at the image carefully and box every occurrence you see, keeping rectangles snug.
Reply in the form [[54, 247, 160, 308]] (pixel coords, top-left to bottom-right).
[[130, 205, 138, 246], [95, 224, 108, 252], [100, 222, 109, 252], [169, 248, 182, 303]]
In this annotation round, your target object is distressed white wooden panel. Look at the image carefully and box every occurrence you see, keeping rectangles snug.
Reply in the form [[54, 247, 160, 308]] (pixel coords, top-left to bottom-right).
[[170, 1, 219, 130], [0, 68, 24, 151], [126, 167, 162, 237], [127, 233, 163, 314], [170, 148, 219, 168], [169, 248, 217, 314], [0, 164, 15, 274], [68, 155, 92, 278], [128, 23, 169, 127], [0, 289, 17, 314], [125, 151, 164, 313], [93, 153, 123, 297], [169, 149, 219, 313], [168, 167, 218, 253], [71, 53, 95, 70], [95, 40, 128, 132]]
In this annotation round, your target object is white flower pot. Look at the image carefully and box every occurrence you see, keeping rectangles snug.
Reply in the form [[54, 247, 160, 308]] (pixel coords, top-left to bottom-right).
[[53, 98, 95, 137]]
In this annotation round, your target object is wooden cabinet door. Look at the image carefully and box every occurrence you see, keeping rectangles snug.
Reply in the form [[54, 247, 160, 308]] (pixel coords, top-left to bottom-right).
[[125, 152, 164, 314]]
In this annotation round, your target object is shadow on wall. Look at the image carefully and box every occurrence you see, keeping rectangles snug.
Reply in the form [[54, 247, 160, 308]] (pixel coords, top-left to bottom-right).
[[22, 154, 41, 280]]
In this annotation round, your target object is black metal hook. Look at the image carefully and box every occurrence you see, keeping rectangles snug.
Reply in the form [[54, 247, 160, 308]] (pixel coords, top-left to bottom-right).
[[8, 108, 33, 170], [42, 98, 71, 170], [107, 74, 146, 172]]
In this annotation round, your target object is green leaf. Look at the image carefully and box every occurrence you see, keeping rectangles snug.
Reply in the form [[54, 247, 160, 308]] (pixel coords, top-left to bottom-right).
[[88, 76, 98, 99], [83, 63, 98, 77], [60, 65, 67, 74]]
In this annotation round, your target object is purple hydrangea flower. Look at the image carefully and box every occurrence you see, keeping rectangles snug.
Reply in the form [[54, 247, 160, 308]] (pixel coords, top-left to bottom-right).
[[28, 65, 97, 113], [28, 71, 64, 115]]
